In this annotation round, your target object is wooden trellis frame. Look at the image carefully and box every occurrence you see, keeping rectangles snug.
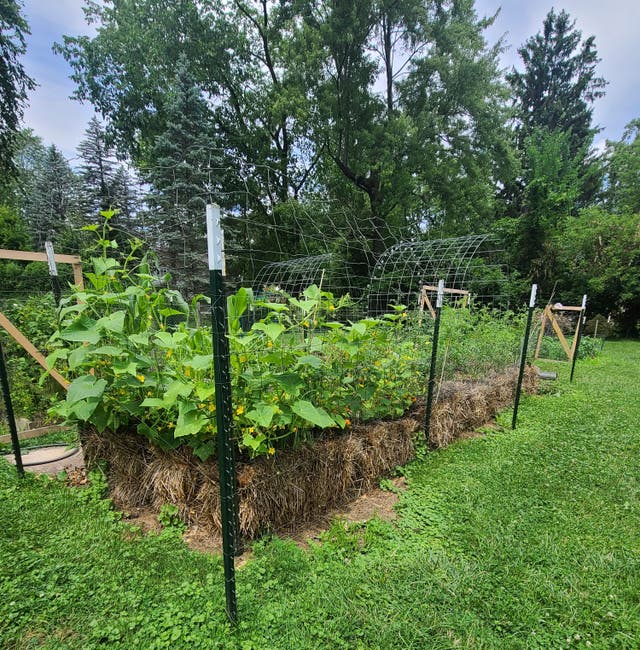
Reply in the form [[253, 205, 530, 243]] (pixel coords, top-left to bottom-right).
[[534, 302, 585, 362], [419, 284, 469, 319], [0, 248, 84, 390]]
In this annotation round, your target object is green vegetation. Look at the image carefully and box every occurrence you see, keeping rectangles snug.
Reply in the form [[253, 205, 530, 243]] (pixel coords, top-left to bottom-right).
[[0, 294, 63, 422], [45, 232, 528, 459], [1, 341, 638, 648], [535, 334, 601, 361]]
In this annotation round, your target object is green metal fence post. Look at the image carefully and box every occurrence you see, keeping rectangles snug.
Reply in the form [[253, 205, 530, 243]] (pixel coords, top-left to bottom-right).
[[425, 279, 444, 444], [570, 294, 587, 383], [206, 204, 238, 624], [512, 283, 537, 430], [0, 340, 24, 477]]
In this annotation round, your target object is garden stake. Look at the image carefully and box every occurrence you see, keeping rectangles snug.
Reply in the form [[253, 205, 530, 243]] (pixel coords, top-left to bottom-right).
[[512, 283, 537, 430], [45, 241, 62, 306], [570, 295, 587, 383], [206, 204, 238, 624], [425, 279, 444, 444], [0, 340, 24, 477]]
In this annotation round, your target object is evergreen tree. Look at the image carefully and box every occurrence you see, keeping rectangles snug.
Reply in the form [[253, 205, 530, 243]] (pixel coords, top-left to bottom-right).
[[507, 9, 606, 208], [508, 9, 606, 157], [77, 117, 141, 243], [77, 117, 117, 214], [144, 60, 221, 296], [21, 145, 81, 249]]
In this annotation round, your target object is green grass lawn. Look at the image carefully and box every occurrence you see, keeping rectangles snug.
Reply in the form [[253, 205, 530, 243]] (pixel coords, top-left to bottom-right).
[[1, 341, 639, 649]]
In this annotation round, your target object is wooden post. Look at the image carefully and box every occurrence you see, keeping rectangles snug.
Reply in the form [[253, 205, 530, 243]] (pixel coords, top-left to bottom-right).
[[0, 313, 69, 389]]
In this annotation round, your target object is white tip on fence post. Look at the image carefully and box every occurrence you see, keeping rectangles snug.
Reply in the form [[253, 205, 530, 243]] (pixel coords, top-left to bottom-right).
[[529, 284, 537, 309], [436, 279, 445, 308], [582, 294, 587, 310], [44, 241, 58, 277], [206, 203, 225, 273]]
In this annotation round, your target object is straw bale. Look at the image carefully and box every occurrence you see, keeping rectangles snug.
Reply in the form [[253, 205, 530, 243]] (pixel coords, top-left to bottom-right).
[[81, 364, 537, 539]]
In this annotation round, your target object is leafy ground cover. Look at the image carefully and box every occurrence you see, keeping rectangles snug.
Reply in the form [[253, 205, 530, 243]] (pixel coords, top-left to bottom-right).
[[1, 341, 638, 649]]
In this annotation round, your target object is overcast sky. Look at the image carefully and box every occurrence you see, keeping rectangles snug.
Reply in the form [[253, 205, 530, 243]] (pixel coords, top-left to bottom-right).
[[19, 0, 640, 161]]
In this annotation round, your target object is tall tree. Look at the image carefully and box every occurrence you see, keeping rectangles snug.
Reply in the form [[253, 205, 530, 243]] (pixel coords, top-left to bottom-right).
[[21, 144, 81, 249], [77, 116, 141, 244], [508, 8, 606, 157], [57, 0, 513, 285], [77, 117, 117, 214], [511, 128, 580, 285], [605, 119, 640, 215], [554, 208, 640, 336], [307, 0, 513, 249], [143, 60, 221, 296], [507, 9, 606, 208], [0, 0, 36, 176]]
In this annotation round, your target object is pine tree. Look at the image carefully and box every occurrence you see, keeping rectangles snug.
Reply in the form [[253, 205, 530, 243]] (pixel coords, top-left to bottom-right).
[[508, 9, 606, 158], [21, 145, 81, 249], [77, 117, 117, 214], [77, 117, 142, 244], [507, 9, 606, 211], [144, 59, 221, 296]]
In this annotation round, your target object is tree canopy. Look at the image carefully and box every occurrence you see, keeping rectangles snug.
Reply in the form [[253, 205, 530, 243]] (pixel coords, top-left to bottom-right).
[[0, 0, 36, 175]]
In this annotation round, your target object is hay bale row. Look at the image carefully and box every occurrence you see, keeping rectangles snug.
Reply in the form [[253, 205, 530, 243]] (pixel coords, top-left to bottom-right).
[[82, 365, 537, 539]]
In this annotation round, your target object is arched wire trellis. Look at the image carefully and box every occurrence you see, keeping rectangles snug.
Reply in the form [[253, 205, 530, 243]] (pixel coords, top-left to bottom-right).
[[251, 252, 376, 324], [367, 234, 507, 314], [253, 254, 333, 296]]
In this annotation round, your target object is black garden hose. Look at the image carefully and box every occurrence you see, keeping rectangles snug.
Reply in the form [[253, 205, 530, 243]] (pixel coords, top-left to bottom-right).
[[12, 443, 81, 467]]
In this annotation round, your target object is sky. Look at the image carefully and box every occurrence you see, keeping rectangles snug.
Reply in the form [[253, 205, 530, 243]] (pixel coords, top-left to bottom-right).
[[19, 0, 640, 161]]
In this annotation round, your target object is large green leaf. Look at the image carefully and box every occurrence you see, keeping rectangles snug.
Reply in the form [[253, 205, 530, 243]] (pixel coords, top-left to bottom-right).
[[295, 355, 323, 369], [252, 322, 285, 341], [112, 360, 138, 376], [45, 348, 68, 368], [141, 397, 165, 408], [91, 255, 120, 277], [128, 333, 150, 347], [227, 287, 253, 334], [163, 380, 193, 404], [60, 316, 101, 344], [96, 310, 126, 333], [153, 331, 175, 348], [91, 346, 124, 356], [73, 398, 102, 420], [195, 382, 216, 400], [68, 346, 91, 370], [184, 354, 212, 371], [246, 403, 278, 428], [67, 375, 107, 405], [291, 400, 335, 429], [272, 372, 304, 395], [175, 404, 207, 438], [288, 297, 316, 312]]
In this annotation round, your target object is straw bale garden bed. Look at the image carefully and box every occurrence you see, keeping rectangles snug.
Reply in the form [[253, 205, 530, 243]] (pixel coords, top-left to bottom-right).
[[45, 250, 538, 540]]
